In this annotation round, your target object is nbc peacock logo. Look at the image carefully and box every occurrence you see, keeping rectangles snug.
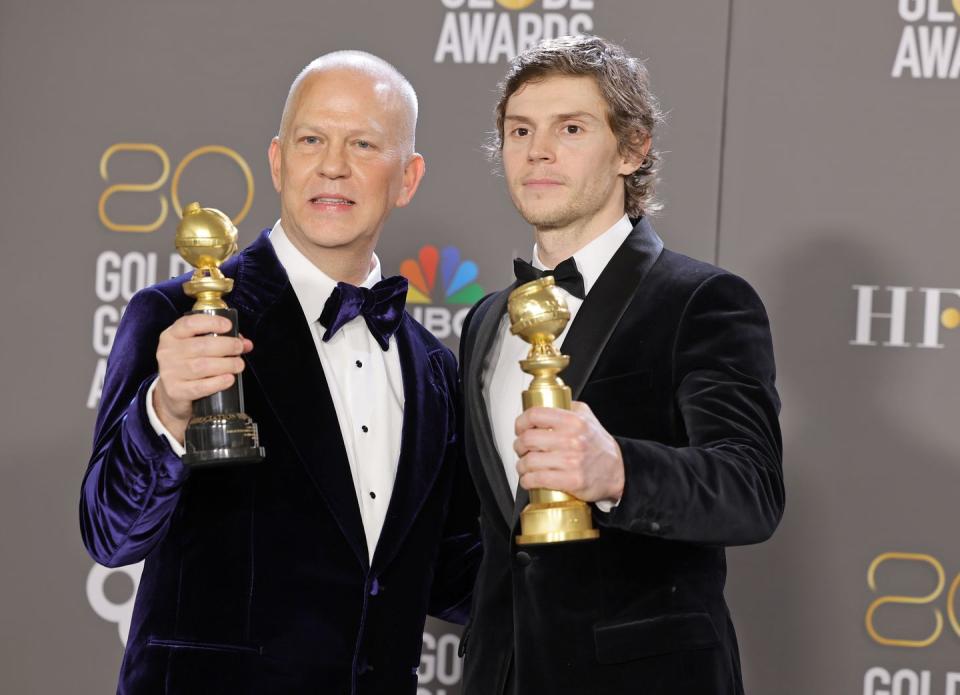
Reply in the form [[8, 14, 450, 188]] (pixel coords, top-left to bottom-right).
[[401, 244, 485, 340]]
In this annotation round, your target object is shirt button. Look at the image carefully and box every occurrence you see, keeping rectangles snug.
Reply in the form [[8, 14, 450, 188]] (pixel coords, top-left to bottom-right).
[[361, 425, 369, 433], [515, 551, 531, 567], [356, 360, 363, 368], [369, 491, 376, 499]]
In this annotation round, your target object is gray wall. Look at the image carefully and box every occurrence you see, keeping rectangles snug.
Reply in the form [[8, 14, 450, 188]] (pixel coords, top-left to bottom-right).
[[2, 0, 956, 692]]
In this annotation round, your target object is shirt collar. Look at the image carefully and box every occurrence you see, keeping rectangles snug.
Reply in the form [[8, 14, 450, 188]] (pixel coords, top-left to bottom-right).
[[268, 220, 382, 322], [532, 214, 633, 296]]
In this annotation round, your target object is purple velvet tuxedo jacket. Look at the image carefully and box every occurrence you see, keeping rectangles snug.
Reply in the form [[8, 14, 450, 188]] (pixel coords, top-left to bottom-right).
[[80, 230, 480, 694], [458, 218, 784, 695]]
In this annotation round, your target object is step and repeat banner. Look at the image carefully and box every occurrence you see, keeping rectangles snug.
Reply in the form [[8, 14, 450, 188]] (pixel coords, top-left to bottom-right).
[[0, 0, 957, 693]]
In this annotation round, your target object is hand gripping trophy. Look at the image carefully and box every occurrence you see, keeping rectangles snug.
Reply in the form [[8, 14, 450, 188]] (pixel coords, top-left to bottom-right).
[[508, 276, 599, 544], [175, 202, 265, 466]]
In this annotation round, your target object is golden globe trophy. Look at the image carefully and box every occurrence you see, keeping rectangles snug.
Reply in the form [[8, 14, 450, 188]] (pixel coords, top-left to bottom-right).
[[509, 276, 599, 545], [175, 202, 265, 467]]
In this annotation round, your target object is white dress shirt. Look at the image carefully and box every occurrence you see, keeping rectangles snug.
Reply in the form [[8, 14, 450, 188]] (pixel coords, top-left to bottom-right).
[[482, 214, 633, 509], [148, 220, 404, 560]]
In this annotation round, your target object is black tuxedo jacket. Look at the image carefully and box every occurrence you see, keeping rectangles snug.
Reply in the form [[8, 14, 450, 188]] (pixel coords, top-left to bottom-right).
[[458, 219, 783, 695], [80, 231, 480, 694]]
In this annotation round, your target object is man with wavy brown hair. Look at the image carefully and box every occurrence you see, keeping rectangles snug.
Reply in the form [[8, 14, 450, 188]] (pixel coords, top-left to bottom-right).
[[458, 35, 784, 695]]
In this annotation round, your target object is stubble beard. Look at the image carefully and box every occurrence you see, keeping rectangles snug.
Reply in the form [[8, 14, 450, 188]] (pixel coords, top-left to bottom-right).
[[516, 202, 578, 231], [512, 181, 610, 233], [511, 185, 584, 231]]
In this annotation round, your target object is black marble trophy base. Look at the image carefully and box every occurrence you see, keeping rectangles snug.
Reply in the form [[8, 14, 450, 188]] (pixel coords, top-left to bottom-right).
[[182, 307, 265, 467]]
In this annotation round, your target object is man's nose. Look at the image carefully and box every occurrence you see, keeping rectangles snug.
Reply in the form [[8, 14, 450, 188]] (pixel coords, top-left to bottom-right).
[[527, 131, 556, 163], [317, 142, 350, 178]]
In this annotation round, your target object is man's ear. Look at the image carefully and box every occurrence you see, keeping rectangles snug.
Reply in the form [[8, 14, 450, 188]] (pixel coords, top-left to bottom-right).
[[618, 130, 652, 177], [268, 137, 282, 193], [395, 153, 426, 208]]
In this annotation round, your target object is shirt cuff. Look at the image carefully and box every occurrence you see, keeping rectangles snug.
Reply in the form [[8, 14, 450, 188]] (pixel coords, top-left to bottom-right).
[[146, 378, 186, 457], [594, 498, 620, 513]]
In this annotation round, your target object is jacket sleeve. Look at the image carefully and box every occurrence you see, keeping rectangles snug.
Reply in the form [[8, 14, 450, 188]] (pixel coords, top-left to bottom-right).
[[79, 288, 190, 567], [596, 272, 784, 546], [427, 346, 482, 624]]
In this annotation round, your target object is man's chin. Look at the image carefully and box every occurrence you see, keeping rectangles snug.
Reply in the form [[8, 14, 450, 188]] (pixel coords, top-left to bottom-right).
[[301, 226, 369, 250], [517, 208, 574, 230]]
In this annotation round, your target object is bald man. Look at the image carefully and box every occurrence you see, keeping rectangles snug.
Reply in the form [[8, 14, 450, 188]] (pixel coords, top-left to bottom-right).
[[80, 51, 480, 694]]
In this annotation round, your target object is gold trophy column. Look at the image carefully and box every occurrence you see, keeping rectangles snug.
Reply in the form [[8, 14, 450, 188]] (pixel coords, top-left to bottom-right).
[[509, 277, 599, 545], [175, 202, 265, 466]]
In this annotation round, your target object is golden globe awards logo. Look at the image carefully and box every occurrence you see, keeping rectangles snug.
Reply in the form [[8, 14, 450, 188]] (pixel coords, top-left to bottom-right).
[[863, 552, 960, 695], [88, 142, 254, 409], [892, 0, 960, 79], [434, 0, 596, 64]]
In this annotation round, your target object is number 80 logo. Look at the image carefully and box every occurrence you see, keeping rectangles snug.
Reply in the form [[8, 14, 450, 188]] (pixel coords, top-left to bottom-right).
[[866, 552, 960, 648], [98, 143, 254, 232]]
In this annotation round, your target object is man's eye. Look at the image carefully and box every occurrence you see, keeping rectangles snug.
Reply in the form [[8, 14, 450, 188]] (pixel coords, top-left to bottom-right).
[[356, 140, 372, 149], [564, 125, 581, 134], [302, 136, 319, 145], [513, 127, 529, 137]]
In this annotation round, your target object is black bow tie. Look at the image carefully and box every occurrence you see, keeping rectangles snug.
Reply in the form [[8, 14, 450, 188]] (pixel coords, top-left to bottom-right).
[[318, 275, 408, 351], [513, 256, 586, 300]]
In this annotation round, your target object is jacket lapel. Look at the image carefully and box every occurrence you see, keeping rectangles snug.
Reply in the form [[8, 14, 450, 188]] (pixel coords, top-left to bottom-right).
[[512, 218, 665, 529], [466, 287, 518, 528], [372, 316, 450, 573], [231, 231, 369, 568], [559, 217, 664, 399]]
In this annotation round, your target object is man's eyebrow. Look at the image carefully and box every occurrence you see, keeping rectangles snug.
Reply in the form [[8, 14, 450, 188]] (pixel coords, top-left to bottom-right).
[[503, 111, 600, 123], [292, 122, 387, 137], [555, 111, 600, 122]]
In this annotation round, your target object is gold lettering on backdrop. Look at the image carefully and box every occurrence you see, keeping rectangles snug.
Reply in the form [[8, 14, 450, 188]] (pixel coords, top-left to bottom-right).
[[496, 0, 536, 8], [170, 145, 254, 224], [866, 552, 945, 648], [948, 571, 960, 638], [98, 144, 254, 232], [98, 143, 170, 233]]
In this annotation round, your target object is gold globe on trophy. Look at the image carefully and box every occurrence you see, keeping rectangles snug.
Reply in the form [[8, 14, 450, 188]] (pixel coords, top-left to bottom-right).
[[176, 203, 238, 311], [175, 202, 265, 467], [508, 276, 599, 544]]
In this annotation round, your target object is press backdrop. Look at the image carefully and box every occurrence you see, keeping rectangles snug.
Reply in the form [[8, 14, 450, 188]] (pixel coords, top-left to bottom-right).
[[2, 1, 958, 693]]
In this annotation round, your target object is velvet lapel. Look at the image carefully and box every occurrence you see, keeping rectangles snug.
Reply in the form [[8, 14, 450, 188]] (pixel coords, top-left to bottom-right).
[[466, 286, 518, 528], [512, 218, 664, 529], [371, 315, 448, 573], [231, 231, 368, 569]]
